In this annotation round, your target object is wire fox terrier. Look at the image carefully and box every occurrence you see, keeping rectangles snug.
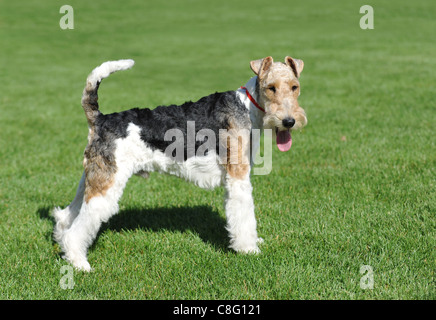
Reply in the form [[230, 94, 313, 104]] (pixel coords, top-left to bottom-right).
[[53, 56, 307, 271]]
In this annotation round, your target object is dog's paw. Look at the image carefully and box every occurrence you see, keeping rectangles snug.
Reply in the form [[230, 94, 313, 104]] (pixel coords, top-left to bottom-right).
[[72, 259, 92, 272], [240, 246, 261, 254], [62, 254, 92, 272], [232, 243, 261, 255]]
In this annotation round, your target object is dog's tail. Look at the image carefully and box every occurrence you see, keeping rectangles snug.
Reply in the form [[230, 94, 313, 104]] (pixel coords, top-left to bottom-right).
[[81, 59, 135, 127]]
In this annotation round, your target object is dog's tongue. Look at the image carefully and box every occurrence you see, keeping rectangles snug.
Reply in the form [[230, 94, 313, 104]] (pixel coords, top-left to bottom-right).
[[276, 130, 292, 152]]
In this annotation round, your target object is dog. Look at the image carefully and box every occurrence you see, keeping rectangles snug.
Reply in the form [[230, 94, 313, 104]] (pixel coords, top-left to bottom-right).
[[53, 56, 307, 271]]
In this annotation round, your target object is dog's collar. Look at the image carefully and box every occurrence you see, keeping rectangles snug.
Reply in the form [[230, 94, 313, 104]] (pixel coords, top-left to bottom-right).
[[240, 86, 265, 113]]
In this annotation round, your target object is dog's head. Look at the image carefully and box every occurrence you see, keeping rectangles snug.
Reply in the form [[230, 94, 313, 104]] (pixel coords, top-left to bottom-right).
[[250, 56, 307, 151]]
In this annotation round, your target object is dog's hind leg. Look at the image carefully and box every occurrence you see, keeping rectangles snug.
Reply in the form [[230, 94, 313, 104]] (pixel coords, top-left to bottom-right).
[[53, 172, 86, 243], [59, 169, 130, 271]]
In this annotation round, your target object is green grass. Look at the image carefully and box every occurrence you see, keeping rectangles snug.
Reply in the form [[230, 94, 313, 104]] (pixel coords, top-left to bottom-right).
[[0, 0, 435, 299]]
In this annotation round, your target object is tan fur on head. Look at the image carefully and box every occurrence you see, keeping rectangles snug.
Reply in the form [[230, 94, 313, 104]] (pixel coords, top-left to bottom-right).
[[250, 56, 273, 78], [285, 56, 304, 78], [250, 56, 307, 132]]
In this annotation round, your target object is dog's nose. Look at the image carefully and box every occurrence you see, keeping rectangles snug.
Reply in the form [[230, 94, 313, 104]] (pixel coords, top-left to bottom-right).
[[282, 118, 296, 128]]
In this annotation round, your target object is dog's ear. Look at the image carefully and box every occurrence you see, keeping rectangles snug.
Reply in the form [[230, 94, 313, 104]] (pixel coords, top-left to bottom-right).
[[250, 56, 273, 78], [285, 56, 304, 78]]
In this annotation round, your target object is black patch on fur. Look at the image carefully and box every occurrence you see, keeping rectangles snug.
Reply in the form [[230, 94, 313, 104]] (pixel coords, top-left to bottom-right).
[[93, 91, 250, 161]]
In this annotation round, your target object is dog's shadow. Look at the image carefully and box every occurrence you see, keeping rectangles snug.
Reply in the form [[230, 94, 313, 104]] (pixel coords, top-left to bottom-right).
[[38, 205, 230, 252]]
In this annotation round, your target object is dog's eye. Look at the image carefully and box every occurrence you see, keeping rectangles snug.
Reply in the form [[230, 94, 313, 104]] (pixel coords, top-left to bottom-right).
[[268, 86, 276, 93], [292, 85, 299, 91]]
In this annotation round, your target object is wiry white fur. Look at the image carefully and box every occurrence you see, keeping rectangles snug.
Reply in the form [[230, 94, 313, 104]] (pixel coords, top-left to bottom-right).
[[53, 173, 85, 243], [236, 76, 263, 130], [54, 167, 128, 271], [86, 59, 135, 87], [236, 76, 264, 165], [224, 173, 259, 253], [54, 78, 264, 271]]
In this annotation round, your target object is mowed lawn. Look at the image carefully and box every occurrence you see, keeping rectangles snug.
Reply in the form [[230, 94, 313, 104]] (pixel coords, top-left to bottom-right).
[[0, 0, 434, 299]]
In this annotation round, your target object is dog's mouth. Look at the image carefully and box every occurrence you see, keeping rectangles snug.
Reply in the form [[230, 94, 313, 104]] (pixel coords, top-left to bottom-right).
[[275, 128, 292, 152]]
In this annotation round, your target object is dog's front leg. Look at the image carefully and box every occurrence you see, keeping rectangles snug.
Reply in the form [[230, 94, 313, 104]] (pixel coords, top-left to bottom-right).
[[224, 173, 260, 253]]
